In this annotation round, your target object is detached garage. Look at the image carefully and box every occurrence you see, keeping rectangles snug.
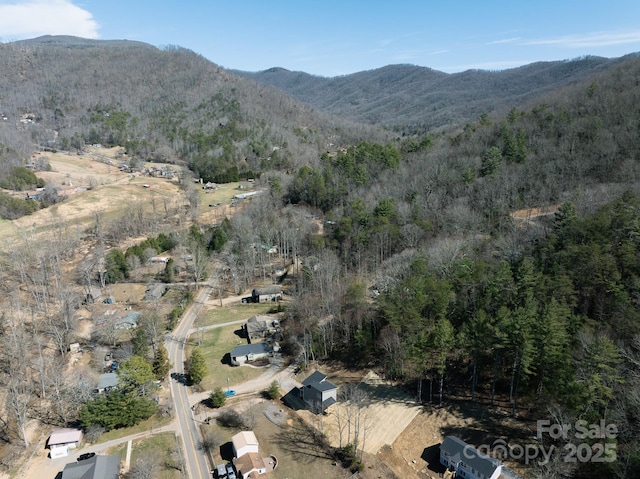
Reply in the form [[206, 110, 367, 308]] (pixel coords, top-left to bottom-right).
[[48, 428, 83, 458]]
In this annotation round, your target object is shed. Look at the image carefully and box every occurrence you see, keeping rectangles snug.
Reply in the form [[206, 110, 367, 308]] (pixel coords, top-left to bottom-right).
[[232, 431, 259, 458]]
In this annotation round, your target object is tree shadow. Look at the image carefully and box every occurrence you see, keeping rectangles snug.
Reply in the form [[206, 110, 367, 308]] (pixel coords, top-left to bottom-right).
[[170, 372, 189, 385], [272, 420, 333, 463]]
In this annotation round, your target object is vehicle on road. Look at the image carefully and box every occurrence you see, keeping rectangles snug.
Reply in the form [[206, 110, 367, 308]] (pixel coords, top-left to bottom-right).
[[77, 452, 95, 461]]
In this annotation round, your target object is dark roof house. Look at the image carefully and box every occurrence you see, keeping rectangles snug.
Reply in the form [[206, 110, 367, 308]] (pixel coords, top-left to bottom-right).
[[60, 454, 121, 479], [230, 342, 272, 366], [440, 436, 504, 479], [300, 370, 338, 413]]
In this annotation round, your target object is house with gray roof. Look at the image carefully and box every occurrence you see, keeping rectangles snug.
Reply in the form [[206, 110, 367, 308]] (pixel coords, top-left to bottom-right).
[[230, 342, 272, 366], [300, 370, 338, 414], [60, 454, 121, 479], [440, 436, 504, 479]]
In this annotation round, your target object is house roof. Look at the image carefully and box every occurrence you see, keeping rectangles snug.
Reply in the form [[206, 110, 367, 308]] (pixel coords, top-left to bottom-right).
[[253, 285, 282, 296], [61, 454, 121, 479], [232, 431, 259, 452], [231, 342, 271, 358], [233, 451, 266, 475], [441, 436, 501, 478], [49, 428, 83, 446], [302, 370, 337, 392], [246, 316, 270, 334], [97, 373, 118, 391]]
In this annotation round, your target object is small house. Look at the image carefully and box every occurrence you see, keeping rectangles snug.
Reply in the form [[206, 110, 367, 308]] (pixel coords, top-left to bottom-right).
[[440, 436, 503, 479], [144, 283, 167, 301], [230, 343, 271, 366], [251, 286, 282, 303], [232, 430, 259, 458], [48, 428, 83, 459], [233, 452, 267, 479], [300, 370, 338, 414], [96, 372, 118, 394], [114, 311, 141, 330], [60, 454, 121, 479], [245, 315, 274, 342]]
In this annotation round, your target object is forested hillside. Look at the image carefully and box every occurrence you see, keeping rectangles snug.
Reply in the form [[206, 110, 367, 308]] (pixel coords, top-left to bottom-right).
[[0, 36, 386, 184], [1, 35, 640, 478], [237, 55, 635, 132]]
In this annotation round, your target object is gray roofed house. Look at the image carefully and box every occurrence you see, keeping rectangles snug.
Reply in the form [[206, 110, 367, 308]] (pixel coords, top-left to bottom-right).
[[230, 342, 272, 366], [61, 454, 121, 479], [440, 436, 505, 479], [245, 315, 274, 342], [114, 311, 141, 330], [251, 285, 282, 303], [96, 372, 118, 393], [300, 370, 338, 414]]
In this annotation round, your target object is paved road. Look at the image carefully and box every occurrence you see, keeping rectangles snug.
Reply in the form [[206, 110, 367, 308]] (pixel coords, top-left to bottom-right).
[[167, 281, 215, 479]]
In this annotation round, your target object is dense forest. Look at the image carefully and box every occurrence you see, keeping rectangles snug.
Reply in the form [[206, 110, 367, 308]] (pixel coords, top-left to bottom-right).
[[236, 54, 635, 132], [1, 36, 640, 478]]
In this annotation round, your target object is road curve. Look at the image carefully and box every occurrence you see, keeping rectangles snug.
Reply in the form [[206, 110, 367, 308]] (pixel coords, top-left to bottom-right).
[[167, 282, 214, 479]]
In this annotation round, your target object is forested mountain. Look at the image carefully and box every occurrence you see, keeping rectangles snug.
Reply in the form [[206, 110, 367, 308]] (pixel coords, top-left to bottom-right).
[[236, 55, 637, 132], [0, 35, 386, 181]]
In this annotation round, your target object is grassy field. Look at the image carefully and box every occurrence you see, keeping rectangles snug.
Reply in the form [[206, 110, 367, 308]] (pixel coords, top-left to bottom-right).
[[200, 302, 276, 326], [187, 323, 267, 392], [109, 433, 182, 479]]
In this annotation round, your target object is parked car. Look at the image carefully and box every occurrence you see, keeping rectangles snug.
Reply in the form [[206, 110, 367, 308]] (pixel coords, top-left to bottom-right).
[[213, 464, 226, 478], [226, 464, 237, 479], [77, 452, 95, 461]]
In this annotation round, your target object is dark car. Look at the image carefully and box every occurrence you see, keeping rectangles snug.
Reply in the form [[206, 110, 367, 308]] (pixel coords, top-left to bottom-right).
[[77, 452, 95, 461]]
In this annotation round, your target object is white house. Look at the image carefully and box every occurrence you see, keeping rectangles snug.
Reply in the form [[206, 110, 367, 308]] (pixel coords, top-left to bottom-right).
[[233, 452, 267, 479], [440, 436, 503, 479], [48, 428, 83, 458], [232, 430, 259, 458], [230, 342, 271, 366]]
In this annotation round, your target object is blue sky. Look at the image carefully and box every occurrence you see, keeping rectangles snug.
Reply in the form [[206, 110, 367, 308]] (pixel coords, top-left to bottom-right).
[[1, 0, 640, 76]]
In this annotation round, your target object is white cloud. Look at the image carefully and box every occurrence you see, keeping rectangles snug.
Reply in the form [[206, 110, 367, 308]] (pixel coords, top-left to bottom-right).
[[0, 0, 98, 40], [526, 30, 640, 48], [488, 37, 521, 45]]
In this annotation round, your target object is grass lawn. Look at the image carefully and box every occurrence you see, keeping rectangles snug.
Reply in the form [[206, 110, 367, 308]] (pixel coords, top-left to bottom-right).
[[96, 412, 173, 444], [109, 432, 182, 479], [186, 320, 266, 392], [199, 302, 276, 326]]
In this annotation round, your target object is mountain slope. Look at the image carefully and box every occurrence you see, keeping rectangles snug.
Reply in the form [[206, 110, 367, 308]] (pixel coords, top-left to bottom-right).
[[0, 36, 387, 178], [236, 55, 635, 131]]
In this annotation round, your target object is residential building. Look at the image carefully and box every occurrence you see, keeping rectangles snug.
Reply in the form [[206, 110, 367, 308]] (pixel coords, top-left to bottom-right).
[[233, 452, 267, 479], [230, 342, 272, 366], [300, 370, 338, 414], [60, 454, 121, 479], [48, 428, 83, 459], [440, 436, 503, 479]]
